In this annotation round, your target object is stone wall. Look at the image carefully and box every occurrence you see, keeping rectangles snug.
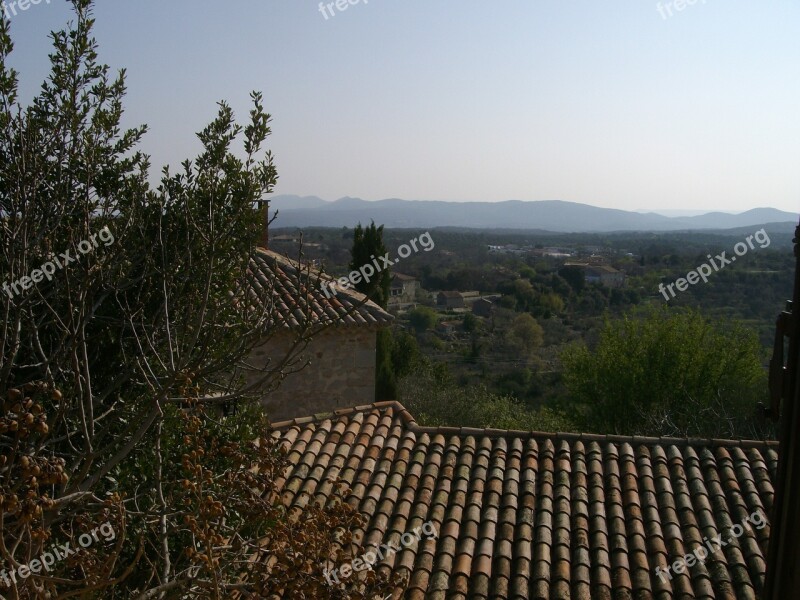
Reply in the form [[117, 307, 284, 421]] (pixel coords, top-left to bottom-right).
[[247, 326, 377, 422]]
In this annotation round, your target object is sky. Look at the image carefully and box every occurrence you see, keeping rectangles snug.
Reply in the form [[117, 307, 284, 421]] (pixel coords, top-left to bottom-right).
[[5, 0, 800, 214]]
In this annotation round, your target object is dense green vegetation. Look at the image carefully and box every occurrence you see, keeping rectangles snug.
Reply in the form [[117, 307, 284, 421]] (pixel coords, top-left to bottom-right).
[[561, 306, 773, 439], [276, 225, 794, 439]]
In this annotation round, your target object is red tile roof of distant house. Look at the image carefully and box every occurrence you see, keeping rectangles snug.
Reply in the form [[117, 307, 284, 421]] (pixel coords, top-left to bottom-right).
[[393, 273, 418, 281]]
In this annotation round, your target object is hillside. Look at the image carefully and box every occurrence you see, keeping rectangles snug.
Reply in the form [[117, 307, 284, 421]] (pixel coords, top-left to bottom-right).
[[269, 196, 797, 232]]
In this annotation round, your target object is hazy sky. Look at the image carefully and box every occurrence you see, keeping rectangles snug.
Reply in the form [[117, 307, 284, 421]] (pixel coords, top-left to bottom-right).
[[6, 1, 800, 213]]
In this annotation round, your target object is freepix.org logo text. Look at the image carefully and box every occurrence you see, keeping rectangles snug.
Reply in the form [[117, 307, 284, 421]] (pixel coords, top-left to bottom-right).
[[2, 0, 51, 20], [2, 226, 115, 300]]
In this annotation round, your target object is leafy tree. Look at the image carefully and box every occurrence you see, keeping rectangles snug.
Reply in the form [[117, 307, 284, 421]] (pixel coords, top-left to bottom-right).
[[495, 368, 534, 400], [609, 288, 626, 306], [400, 362, 577, 432], [561, 306, 772, 439], [548, 273, 573, 297], [467, 333, 484, 362], [408, 306, 438, 331], [463, 312, 479, 332], [539, 292, 564, 315], [349, 221, 391, 307], [349, 221, 395, 399], [507, 314, 544, 357], [498, 295, 517, 310], [375, 328, 396, 400], [391, 330, 422, 378], [558, 265, 586, 293], [512, 278, 537, 311], [578, 286, 609, 314], [0, 4, 395, 598]]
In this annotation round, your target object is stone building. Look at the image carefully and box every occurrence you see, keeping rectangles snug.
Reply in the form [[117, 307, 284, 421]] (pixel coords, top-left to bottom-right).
[[472, 297, 495, 318], [245, 248, 392, 422], [388, 272, 420, 307], [585, 264, 626, 288], [564, 261, 626, 288], [437, 290, 465, 308]]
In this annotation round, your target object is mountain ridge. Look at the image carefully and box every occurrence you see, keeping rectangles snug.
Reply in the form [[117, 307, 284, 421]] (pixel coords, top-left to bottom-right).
[[267, 195, 797, 233]]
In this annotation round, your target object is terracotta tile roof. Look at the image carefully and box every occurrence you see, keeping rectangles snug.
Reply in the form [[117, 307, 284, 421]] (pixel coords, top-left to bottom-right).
[[393, 273, 418, 281], [271, 402, 777, 599], [245, 248, 393, 329], [586, 265, 621, 274]]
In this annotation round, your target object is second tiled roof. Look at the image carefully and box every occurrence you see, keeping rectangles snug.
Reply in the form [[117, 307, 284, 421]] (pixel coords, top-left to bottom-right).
[[272, 402, 777, 600], [245, 248, 393, 329]]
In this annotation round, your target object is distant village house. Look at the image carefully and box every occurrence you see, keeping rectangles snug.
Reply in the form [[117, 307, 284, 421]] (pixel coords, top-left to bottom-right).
[[472, 297, 496, 318], [437, 290, 465, 309], [564, 261, 626, 288], [388, 272, 420, 307]]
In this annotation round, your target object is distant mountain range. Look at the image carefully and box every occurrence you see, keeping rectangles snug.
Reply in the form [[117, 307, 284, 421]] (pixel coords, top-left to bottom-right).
[[267, 196, 797, 233]]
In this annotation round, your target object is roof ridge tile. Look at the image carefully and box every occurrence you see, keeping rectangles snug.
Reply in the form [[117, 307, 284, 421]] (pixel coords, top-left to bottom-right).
[[273, 401, 777, 448]]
